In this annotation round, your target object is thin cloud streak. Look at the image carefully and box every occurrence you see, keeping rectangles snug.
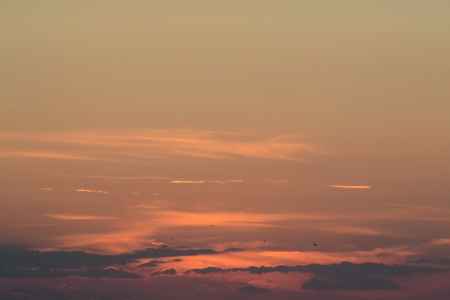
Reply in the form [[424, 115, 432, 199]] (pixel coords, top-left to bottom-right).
[[76, 189, 109, 194], [0, 151, 98, 161], [85, 175, 169, 180], [319, 226, 394, 236], [327, 184, 372, 189], [44, 214, 117, 220], [170, 180, 242, 184], [0, 151, 153, 166], [170, 180, 206, 184], [432, 239, 450, 245]]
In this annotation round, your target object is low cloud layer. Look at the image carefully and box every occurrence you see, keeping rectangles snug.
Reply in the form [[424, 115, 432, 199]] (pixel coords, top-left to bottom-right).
[[0, 245, 243, 269], [185, 261, 449, 291], [0, 267, 141, 280], [235, 285, 272, 293]]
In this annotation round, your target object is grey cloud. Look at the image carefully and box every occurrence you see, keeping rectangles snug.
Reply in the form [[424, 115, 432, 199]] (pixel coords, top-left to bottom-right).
[[140, 260, 166, 267], [186, 266, 224, 275], [0, 245, 242, 270], [301, 276, 400, 291], [0, 267, 142, 279], [0, 244, 242, 280], [8, 288, 70, 300], [151, 268, 177, 276], [140, 258, 183, 267], [408, 258, 450, 266], [185, 261, 448, 278], [235, 285, 271, 294], [185, 261, 449, 291]]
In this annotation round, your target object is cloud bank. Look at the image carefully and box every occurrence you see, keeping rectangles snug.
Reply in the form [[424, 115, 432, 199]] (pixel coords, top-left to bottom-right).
[[184, 261, 449, 291]]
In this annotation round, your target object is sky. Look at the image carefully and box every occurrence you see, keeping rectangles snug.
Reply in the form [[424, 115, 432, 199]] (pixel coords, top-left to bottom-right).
[[1, 1, 450, 299]]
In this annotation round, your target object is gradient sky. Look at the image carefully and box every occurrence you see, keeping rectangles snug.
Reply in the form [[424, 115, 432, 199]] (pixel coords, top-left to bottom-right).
[[1, 1, 450, 299]]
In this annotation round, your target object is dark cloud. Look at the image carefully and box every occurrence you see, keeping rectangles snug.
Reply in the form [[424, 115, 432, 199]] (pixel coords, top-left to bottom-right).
[[0, 267, 142, 279], [186, 266, 224, 275], [0, 244, 241, 280], [296, 261, 448, 279], [408, 258, 450, 266], [140, 260, 166, 267], [8, 288, 71, 300], [186, 261, 448, 278], [235, 285, 271, 294], [301, 276, 400, 291], [223, 247, 245, 253], [151, 268, 177, 276], [140, 258, 183, 267], [185, 261, 449, 291], [0, 245, 241, 270], [0, 245, 130, 269]]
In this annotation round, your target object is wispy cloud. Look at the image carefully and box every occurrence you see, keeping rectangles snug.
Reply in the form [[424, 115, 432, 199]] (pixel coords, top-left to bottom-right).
[[432, 238, 450, 245], [327, 184, 372, 189], [76, 189, 109, 194], [44, 214, 117, 220], [170, 180, 242, 184], [210, 180, 243, 183], [0, 151, 98, 161], [0, 151, 153, 166], [40, 188, 53, 191], [85, 175, 169, 180], [319, 226, 391, 236], [265, 179, 290, 186], [170, 180, 206, 184], [0, 130, 323, 163]]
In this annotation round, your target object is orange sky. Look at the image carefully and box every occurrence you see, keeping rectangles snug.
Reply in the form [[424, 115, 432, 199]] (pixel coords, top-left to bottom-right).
[[1, 1, 449, 299]]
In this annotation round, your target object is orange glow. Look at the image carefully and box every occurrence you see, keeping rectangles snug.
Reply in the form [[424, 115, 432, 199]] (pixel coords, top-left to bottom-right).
[[49, 230, 157, 254], [149, 211, 331, 228]]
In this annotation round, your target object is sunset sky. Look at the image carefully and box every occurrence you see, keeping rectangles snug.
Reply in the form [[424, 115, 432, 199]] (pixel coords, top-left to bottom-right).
[[1, 1, 450, 299]]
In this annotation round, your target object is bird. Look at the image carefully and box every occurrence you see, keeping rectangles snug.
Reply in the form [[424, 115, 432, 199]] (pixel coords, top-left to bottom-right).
[[314, 243, 316, 246]]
